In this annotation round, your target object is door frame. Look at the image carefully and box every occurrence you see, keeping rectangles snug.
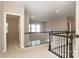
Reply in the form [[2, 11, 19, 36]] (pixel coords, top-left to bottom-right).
[[3, 12, 24, 52]]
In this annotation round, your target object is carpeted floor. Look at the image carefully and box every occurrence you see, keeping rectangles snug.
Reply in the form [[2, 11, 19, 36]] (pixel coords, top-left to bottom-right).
[[2, 37, 59, 58]]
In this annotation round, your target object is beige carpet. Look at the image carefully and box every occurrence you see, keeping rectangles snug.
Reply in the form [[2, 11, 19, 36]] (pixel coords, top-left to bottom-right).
[[2, 37, 59, 58]]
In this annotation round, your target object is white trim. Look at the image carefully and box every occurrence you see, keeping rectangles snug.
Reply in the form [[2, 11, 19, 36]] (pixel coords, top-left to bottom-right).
[[3, 12, 24, 52], [3, 12, 6, 52]]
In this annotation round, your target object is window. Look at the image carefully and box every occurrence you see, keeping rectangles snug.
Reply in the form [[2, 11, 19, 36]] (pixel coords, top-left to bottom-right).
[[31, 24, 36, 32], [30, 24, 40, 32], [29, 24, 30, 32], [36, 24, 40, 32]]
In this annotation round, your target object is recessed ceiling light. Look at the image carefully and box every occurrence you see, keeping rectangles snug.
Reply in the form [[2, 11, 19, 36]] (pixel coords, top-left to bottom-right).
[[31, 16, 34, 18], [56, 10, 60, 13]]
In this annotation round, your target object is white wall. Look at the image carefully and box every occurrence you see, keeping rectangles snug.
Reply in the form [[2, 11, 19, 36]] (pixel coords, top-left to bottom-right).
[[46, 18, 67, 31], [75, 1, 79, 57], [0, 2, 3, 56], [24, 11, 29, 47]]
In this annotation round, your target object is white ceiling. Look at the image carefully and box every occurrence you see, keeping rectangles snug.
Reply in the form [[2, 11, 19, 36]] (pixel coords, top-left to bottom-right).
[[7, 1, 76, 22]]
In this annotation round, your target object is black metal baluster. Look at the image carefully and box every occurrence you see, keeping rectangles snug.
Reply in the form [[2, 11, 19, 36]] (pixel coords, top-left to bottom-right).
[[62, 37, 63, 58], [55, 36, 56, 53], [56, 36, 57, 53], [69, 34, 73, 58], [55, 36, 57, 54], [59, 37, 61, 57], [64, 37, 66, 58], [58, 37, 60, 55], [53, 36, 55, 51], [58, 37, 59, 55], [53, 36, 55, 52], [61, 37, 62, 58], [63, 37, 65, 58], [66, 32, 68, 58], [62, 37, 64, 58], [56, 36, 58, 54], [49, 33, 51, 51], [51, 35, 54, 51], [65, 37, 66, 58], [68, 38, 69, 58]]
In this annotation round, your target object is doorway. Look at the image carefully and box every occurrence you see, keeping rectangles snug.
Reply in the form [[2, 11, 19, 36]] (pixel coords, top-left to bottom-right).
[[3, 12, 24, 52], [7, 15, 19, 49]]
